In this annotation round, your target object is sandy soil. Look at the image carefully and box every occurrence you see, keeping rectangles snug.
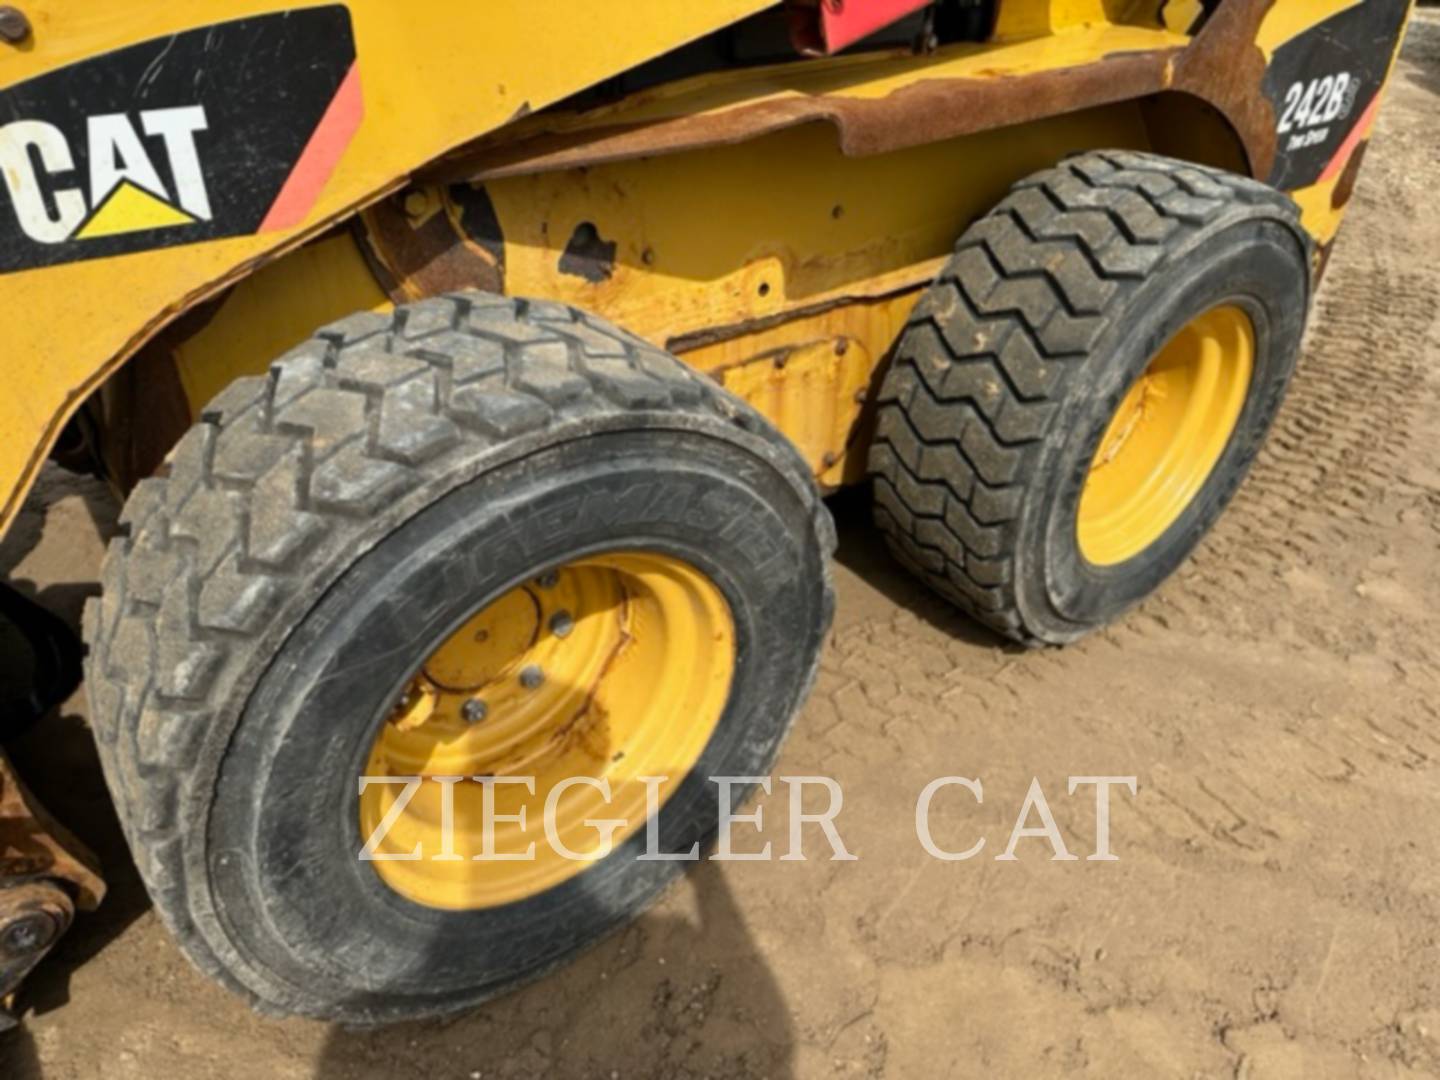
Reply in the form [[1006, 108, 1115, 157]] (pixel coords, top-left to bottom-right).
[[3, 16, 1440, 1079]]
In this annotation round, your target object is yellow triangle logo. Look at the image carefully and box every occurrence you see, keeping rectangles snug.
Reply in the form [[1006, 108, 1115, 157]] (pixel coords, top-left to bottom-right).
[[74, 180, 196, 240]]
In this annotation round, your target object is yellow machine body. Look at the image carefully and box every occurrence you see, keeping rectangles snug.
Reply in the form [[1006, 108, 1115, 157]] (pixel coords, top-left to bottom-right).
[[0, 0, 1414, 529]]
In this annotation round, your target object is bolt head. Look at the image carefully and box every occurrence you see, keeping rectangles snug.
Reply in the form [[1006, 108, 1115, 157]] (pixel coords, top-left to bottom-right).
[[0, 7, 31, 44], [519, 665, 545, 690], [537, 570, 560, 589], [549, 610, 575, 638], [461, 698, 488, 724]]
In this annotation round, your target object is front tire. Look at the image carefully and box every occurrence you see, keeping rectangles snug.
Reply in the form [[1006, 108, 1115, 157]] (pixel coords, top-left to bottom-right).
[[83, 294, 834, 1023]]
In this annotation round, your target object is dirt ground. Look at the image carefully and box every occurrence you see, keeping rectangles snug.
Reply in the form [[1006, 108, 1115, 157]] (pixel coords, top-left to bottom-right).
[[4, 16, 1440, 1079]]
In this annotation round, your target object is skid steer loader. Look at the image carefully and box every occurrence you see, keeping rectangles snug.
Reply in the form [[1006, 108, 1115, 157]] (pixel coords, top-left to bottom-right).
[[0, 0, 1414, 1024]]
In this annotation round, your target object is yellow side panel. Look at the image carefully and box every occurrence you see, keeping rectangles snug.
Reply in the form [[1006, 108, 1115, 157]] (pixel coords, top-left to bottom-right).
[[486, 105, 1152, 349], [171, 233, 391, 411], [168, 104, 1151, 491], [1287, 177, 1348, 252], [697, 297, 922, 489], [992, 0, 1141, 41], [0, 0, 774, 535]]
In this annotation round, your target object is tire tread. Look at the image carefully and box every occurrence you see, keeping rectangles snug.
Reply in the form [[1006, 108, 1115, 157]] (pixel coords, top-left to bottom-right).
[[84, 293, 832, 1010], [868, 151, 1303, 644]]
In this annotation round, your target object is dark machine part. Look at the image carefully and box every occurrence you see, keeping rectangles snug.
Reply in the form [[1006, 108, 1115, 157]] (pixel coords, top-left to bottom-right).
[[0, 745, 105, 1030], [0, 881, 73, 1032], [0, 585, 84, 741], [0, 586, 99, 1026]]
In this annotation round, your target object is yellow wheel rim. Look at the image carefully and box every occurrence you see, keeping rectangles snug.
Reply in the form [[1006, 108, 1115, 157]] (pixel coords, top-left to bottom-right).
[[359, 552, 735, 910], [1077, 304, 1255, 566]]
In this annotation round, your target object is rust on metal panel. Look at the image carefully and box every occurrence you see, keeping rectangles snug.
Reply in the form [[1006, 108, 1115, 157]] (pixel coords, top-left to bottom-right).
[[1169, 0, 1278, 179], [0, 881, 73, 1029], [435, 52, 1179, 184], [665, 270, 934, 355], [437, 0, 1279, 188], [357, 187, 506, 304]]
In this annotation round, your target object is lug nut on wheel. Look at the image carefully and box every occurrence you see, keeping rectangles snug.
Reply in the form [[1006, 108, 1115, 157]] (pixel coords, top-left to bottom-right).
[[549, 610, 574, 638], [461, 698, 488, 723], [519, 665, 545, 690]]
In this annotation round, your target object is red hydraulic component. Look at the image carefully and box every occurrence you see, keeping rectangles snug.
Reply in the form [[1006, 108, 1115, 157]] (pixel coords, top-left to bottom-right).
[[789, 0, 932, 54]]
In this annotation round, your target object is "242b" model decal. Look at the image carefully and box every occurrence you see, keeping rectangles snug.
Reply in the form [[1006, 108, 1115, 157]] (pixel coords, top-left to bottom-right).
[[1262, 0, 1409, 189], [1276, 71, 1359, 151]]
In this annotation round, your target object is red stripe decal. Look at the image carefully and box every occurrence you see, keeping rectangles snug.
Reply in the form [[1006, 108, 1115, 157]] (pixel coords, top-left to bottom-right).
[[259, 62, 364, 233], [1318, 92, 1382, 184]]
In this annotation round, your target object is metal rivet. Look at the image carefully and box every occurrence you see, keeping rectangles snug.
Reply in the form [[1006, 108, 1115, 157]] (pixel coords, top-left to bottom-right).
[[549, 610, 574, 638], [0, 7, 31, 44], [537, 570, 560, 589], [461, 698, 488, 724], [519, 665, 545, 690]]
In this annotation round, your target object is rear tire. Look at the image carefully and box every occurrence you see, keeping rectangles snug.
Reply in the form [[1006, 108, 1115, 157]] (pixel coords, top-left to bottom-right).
[[868, 150, 1312, 645], [83, 294, 834, 1023]]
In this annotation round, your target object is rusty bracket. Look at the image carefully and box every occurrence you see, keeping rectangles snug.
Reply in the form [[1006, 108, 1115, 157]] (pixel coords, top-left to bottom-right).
[[0, 746, 104, 1028], [0, 881, 72, 1031]]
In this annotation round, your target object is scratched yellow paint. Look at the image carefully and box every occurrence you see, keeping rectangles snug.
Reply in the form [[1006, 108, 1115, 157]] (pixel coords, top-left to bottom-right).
[[1256, 0, 1363, 61], [1287, 177, 1348, 252], [0, 0, 776, 536], [991, 0, 1138, 41], [485, 103, 1152, 347]]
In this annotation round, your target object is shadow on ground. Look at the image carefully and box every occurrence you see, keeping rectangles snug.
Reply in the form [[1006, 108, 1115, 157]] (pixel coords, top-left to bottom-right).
[[313, 860, 794, 1079], [0, 476, 982, 1079]]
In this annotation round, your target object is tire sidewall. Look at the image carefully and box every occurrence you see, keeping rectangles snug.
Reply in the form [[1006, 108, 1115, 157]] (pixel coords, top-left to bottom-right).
[[206, 428, 828, 1019], [1015, 218, 1310, 638]]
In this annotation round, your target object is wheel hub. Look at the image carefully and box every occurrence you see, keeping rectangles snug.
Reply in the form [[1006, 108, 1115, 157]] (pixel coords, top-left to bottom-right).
[[1076, 304, 1256, 567], [359, 552, 734, 910]]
